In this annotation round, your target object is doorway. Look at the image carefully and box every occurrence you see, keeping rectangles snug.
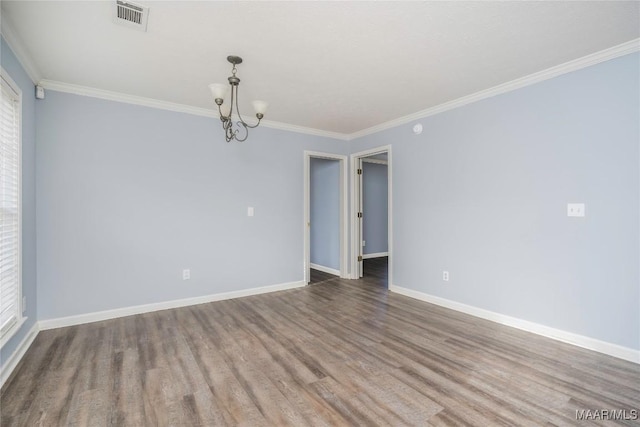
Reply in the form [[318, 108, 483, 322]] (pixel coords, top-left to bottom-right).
[[303, 151, 348, 283], [351, 146, 392, 287]]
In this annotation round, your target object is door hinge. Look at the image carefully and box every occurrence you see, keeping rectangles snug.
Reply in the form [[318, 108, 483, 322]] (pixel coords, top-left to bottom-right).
[[358, 255, 363, 262], [357, 212, 363, 218], [357, 168, 362, 175]]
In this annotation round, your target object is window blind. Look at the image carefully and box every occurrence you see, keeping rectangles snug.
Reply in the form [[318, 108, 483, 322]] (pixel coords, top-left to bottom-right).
[[0, 74, 21, 339]]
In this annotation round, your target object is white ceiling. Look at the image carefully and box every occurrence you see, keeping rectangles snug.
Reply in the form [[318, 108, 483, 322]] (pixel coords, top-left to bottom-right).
[[2, 1, 639, 136]]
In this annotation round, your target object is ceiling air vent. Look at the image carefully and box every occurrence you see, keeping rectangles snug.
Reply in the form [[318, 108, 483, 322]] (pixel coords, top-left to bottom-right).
[[113, 1, 149, 32]]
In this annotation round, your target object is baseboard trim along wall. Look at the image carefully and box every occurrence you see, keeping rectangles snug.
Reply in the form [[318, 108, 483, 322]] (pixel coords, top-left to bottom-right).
[[0, 322, 40, 388], [39, 280, 307, 330], [362, 252, 389, 259], [389, 285, 640, 364], [309, 263, 340, 276]]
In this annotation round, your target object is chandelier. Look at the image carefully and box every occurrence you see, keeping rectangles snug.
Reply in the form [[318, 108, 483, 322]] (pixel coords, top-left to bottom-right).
[[209, 56, 268, 142]]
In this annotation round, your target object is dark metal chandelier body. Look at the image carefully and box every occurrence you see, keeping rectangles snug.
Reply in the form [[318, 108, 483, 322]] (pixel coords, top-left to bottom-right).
[[209, 56, 268, 142]]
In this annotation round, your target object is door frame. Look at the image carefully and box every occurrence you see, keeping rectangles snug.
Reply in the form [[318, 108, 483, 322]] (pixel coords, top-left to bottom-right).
[[303, 151, 349, 283], [350, 145, 392, 286]]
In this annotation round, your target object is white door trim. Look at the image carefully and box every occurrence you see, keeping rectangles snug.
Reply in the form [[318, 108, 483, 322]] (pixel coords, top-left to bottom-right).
[[357, 157, 363, 278], [304, 151, 349, 282], [350, 145, 392, 285]]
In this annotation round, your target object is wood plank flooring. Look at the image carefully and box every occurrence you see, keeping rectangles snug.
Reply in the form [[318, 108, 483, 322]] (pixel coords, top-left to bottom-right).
[[2, 259, 639, 426], [309, 268, 338, 285]]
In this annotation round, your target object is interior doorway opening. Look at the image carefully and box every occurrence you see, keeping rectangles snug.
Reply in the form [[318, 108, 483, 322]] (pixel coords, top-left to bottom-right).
[[351, 146, 392, 288], [303, 151, 348, 284]]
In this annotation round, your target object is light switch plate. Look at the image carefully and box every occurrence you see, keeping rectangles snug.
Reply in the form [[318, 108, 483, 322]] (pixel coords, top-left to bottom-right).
[[248, 207, 254, 217], [567, 203, 585, 217]]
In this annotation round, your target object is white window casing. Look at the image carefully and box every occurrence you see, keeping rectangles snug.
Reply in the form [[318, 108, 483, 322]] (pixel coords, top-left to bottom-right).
[[0, 67, 24, 347]]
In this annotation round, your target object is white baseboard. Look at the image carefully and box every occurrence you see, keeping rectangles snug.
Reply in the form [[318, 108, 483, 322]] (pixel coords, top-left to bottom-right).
[[389, 285, 640, 364], [309, 263, 340, 276], [362, 252, 388, 259], [1, 321, 40, 388], [39, 280, 306, 330]]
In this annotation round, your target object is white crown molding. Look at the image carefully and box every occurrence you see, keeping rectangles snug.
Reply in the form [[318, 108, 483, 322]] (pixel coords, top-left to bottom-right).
[[39, 79, 216, 116], [0, 321, 39, 388], [4, 20, 637, 143], [39, 280, 306, 330], [261, 119, 349, 141], [0, 14, 42, 83], [389, 285, 640, 364], [37, 79, 350, 141], [348, 38, 640, 140]]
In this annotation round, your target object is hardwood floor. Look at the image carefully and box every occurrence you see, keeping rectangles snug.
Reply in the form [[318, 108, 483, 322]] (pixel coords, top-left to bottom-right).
[[362, 256, 388, 285], [2, 259, 639, 426], [310, 257, 388, 285], [309, 268, 338, 285]]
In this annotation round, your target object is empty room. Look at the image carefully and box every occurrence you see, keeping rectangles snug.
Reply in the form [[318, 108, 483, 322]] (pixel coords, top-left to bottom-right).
[[1, 1, 639, 425]]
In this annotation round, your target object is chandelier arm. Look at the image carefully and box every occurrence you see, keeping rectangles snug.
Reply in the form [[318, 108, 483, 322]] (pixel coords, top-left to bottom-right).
[[229, 84, 236, 122], [226, 127, 235, 142], [222, 84, 237, 142], [243, 118, 262, 129], [243, 122, 261, 129], [222, 112, 229, 129], [231, 120, 249, 142], [222, 115, 235, 142], [226, 133, 234, 143], [233, 85, 261, 129], [233, 84, 250, 128], [217, 104, 228, 122]]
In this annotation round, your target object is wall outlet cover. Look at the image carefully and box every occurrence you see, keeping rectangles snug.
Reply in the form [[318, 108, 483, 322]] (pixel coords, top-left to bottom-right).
[[567, 203, 585, 217]]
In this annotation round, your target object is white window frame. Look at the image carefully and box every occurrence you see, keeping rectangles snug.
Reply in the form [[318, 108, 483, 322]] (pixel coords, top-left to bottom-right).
[[0, 67, 24, 348]]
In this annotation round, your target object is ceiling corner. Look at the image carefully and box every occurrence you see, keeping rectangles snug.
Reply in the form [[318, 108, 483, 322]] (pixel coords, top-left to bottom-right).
[[1, 12, 43, 84]]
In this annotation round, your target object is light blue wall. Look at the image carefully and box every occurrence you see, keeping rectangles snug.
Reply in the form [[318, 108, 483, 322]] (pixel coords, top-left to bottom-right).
[[0, 38, 38, 362], [3, 31, 638, 358], [351, 53, 640, 350], [310, 158, 340, 271], [35, 91, 347, 320], [362, 161, 388, 255]]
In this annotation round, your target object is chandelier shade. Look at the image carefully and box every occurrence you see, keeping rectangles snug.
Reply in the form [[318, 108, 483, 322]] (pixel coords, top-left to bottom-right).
[[208, 83, 228, 101], [209, 56, 267, 142], [252, 100, 269, 115]]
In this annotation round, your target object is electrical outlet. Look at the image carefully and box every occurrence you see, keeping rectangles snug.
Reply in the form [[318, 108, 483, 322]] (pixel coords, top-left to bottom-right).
[[183, 269, 191, 280], [443, 271, 450, 281], [567, 203, 585, 217]]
